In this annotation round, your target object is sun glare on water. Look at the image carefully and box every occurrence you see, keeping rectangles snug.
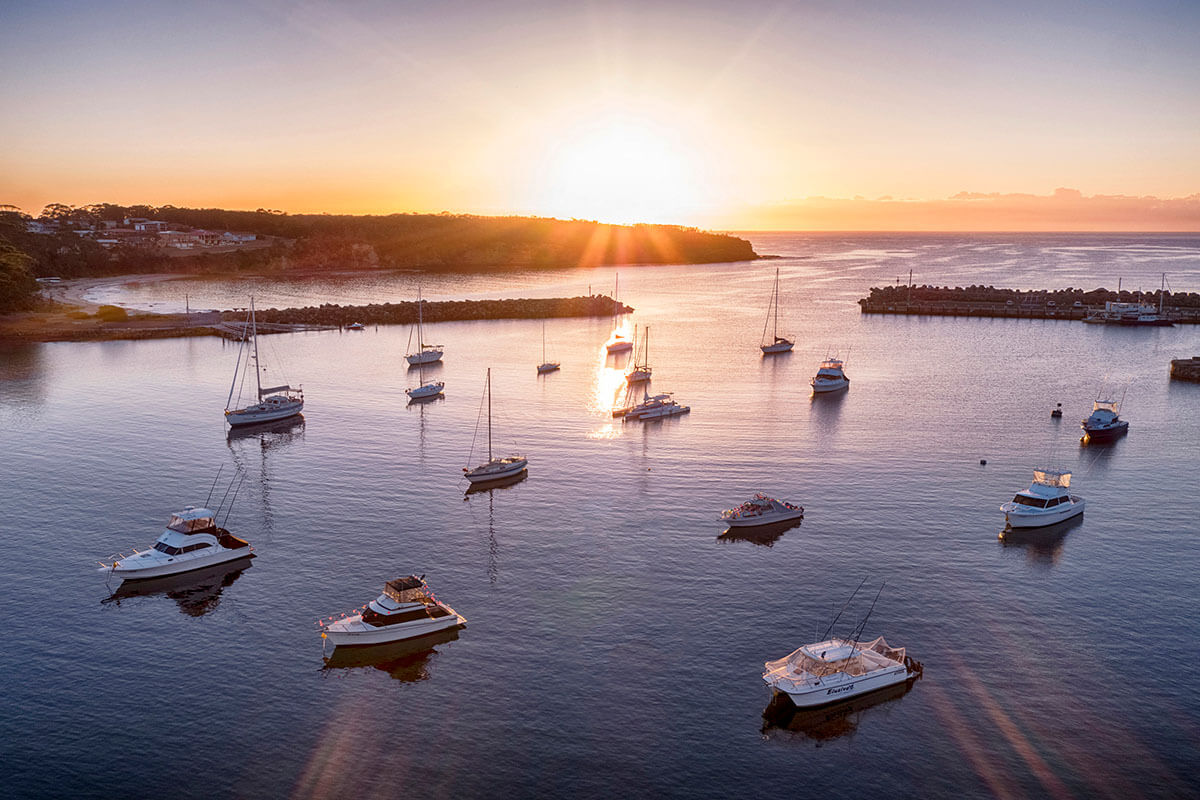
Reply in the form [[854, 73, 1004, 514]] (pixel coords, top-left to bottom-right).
[[532, 118, 704, 225]]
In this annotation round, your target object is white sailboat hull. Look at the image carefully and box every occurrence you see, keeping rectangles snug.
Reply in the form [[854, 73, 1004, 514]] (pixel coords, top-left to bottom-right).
[[406, 350, 443, 365], [406, 383, 444, 399], [537, 363, 561, 374], [226, 399, 304, 426], [465, 457, 528, 483], [761, 341, 794, 354]]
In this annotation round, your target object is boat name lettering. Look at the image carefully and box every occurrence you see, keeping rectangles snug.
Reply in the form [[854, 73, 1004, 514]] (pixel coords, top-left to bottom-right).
[[826, 684, 855, 695]]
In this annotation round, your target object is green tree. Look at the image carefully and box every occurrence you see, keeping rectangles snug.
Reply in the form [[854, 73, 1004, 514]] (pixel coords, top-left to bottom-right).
[[0, 237, 38, 313]]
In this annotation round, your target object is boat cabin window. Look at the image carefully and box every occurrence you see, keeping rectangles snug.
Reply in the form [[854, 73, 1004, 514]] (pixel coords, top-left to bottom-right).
[[1010, 495, 1047, 508], [181, 542, 212, 553], [167, 516, 215, 533], [153, 542, 183, 555]]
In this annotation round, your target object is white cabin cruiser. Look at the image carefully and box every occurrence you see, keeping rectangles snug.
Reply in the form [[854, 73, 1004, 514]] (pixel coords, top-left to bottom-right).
[[811, 357, 850, 393], [320, 575, 465, 647], [764, 637, 919, 709], [623, 391, 687, 421], [1081, 398, 1129, 441], [720, 493, 804, 527], [225, 298, 304, 427], [100, 506, 253, 580], [1001, 469, 1085, 528]]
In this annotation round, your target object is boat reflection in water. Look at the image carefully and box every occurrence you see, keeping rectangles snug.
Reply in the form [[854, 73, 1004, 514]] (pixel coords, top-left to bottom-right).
[[463, 468, 528, 495], [717, 518, 803, 548], [225, 414, 306, 442], [322, 627, 461, 682], [998, 514, 1083, 565], [762, 676, 918, 745], [101, 556, 254, 617]]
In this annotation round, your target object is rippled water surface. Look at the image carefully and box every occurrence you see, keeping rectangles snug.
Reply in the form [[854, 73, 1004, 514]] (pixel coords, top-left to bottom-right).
[[3, 233, 1199, 799]]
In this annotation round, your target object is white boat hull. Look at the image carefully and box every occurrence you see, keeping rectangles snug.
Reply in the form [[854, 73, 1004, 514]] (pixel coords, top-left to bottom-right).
[[1003, 498, 1085, 528], [465, 458, 528, 483], [769, 664, 909, 708], [406, 383, 444, 399], [811, 378, 849, 393], [406, 350, 443, 365], [761, 342, 794, 354], [324, 610, 466, 646], [226, 400, 304, 426], [106, 547, 254, 580], [537, 363, 561, 374], [723, 508, 805, 527]]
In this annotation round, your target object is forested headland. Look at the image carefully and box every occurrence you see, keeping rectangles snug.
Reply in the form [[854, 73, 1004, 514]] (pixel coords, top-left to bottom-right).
[[0, 203, 758, 313]]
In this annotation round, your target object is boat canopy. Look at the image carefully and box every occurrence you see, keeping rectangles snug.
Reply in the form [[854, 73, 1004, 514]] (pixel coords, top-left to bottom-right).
[[1032, 469, 1071, 488], [166, 506, 217, 533], [384, 575, 427, 603], [766, 637, 905, 679], [1092, 400, 1119, 413]]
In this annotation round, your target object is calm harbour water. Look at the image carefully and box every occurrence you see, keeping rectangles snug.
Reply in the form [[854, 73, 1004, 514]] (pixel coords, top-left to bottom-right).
[[2, 233, 1199, 799]]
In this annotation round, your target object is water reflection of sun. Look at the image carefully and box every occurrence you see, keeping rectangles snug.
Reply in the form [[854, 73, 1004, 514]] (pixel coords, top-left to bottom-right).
[[587, 338, 635, 438]]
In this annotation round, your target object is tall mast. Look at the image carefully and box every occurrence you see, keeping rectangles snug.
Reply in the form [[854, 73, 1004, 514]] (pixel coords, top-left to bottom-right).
[[773, 268, 780, 340], [541, 322, 546, 362], [486, 368, 493, 460], [1160, 273, 1166, 315], [251, 297, 262, 398], [416, 287, 424, 350]]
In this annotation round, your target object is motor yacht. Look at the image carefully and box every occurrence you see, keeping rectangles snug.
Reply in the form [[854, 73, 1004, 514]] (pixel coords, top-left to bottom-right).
[[720, 493, 804, 527], [623, 391, 688, 421], [811, 357, 850, 393], [100, 505, 253, 580], [1081, 398, 1129, 441], [1001, 469, 1085, 528], [763, 636, 920, 709], [320, 575, 465, 647]]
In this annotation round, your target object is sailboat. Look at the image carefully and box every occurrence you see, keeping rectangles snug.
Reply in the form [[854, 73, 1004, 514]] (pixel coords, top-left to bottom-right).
[[405, 288, 444, 365], [606, 273, 633, 353], [760, 268, 795, 354], [406, 356, 445, 400], [626, 324, 652, 383], [224, 298, 304, 427], [537, 322, 560, 374], [463, 369, 528, 484]]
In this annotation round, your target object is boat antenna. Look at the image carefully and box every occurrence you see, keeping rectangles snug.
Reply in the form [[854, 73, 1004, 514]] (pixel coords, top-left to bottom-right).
[[845, 581, 887, 645], [820, 576, 868, 641], [219, 473, 247, 529], [204, 465, 225, 506], [212, 470, 242, 520], [486, 367, 493, 461]]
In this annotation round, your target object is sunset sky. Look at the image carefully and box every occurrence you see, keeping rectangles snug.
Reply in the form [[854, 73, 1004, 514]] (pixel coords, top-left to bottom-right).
[[2, 0, 1198, 229]]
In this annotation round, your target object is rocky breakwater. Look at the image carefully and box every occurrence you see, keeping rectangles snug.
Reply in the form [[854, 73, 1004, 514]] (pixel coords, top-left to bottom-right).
[[859, 284, 1200, 323], [221, 294, 632, 328], [1170, 357, 1200, 383]]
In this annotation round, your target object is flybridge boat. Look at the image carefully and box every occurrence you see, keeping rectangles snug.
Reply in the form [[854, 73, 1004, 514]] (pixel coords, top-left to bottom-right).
[[1081, 398, 1129, 441], [720, 494, 804, 528], [99, 506, 253, 580], [464, 368, 528, 484], [760, 267, 795, 354], [811, 357, 850, 393], [225, 298, 304, 427], [1001, 469, 1085, 528], [406, 288, 444, 365], [622, 391, 689, 421], [763, 637, 920, 709], [320, 576, 465, 647]]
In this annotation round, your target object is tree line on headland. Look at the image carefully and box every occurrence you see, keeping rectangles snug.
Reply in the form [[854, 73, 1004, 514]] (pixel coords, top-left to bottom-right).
[[0, 203, 758, 312]]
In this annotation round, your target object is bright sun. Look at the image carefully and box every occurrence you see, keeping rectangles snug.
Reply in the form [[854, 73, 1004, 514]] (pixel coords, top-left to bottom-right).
[[531, 117, 704, 225]]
